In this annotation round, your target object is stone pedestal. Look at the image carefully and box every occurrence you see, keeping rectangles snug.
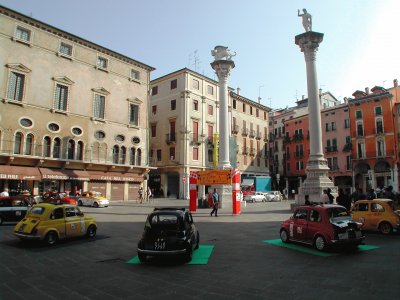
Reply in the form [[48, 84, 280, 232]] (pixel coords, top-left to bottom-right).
[[295, 31, 335, 205], [211, 185, 232, 209]]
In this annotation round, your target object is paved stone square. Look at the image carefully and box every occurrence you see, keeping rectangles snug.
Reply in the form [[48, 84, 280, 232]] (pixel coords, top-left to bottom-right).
[[0, 199, 398, 300]]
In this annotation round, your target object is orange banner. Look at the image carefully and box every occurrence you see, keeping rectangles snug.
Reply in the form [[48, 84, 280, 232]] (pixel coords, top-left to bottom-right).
[[197, 170, 231, 185]]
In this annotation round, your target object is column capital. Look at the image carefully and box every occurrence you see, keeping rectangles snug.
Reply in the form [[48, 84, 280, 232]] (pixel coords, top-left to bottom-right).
[[211, 60, 235, 81], [295, 31, 324, 54]]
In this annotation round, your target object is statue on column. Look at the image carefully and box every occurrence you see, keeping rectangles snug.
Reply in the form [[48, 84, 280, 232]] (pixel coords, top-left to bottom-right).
[[298, 8, 312, 32], [211, 46, 236, 61]]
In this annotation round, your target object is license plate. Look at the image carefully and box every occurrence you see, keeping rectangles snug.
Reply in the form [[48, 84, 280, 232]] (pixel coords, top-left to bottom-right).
[[154, 239, 166, 250], [18, 224, 26, 233]]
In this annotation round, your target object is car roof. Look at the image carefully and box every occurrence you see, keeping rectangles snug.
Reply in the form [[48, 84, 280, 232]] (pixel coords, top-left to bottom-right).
[[34, 203, 77, 209], [355, 199, 393, 203], [151, 207, 188, 215], [297, 204, 345, 211]]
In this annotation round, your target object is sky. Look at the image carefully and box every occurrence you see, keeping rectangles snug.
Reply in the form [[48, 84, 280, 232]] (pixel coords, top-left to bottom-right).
[[1, 0, 399, 110]]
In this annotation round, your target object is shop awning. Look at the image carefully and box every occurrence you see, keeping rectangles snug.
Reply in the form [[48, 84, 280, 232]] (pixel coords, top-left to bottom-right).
[[87, 171, 144, 182], [0, 165, 41, 180], [241, 179, 254, 186], [39, 168, 90, 181]]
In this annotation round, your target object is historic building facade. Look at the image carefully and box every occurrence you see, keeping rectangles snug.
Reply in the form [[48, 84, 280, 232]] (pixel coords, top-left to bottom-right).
[[149, 68, 271, 199], [0, 6, 154, 200]]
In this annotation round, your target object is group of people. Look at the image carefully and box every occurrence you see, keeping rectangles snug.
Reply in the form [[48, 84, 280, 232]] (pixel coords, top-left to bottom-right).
[[138, 186, 152, 204]]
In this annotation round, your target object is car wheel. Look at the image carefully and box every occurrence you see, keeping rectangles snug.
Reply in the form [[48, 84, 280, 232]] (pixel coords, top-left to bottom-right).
[[45, 231, 58, 245], [378, 222, 392, 235], [86, 225, 97, 238], [280, 229, 289, 243], [314, 235, 326, 251], [138, 252, 147, 262], [185, 249, 193, 262], [93, 202, 99, 208], [78, 200, 83, 206], [195, 232, 200, 250]]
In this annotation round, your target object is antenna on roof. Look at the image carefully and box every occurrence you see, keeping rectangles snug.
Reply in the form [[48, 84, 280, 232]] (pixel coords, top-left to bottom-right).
[[258, 85, 264, 103]]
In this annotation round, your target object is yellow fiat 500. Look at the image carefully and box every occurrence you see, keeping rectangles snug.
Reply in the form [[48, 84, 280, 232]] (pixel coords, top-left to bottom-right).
[[351, 199, 400, 235], [14, 203, 97, 245]]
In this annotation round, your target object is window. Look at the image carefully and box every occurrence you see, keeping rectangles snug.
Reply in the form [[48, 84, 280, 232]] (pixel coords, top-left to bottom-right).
[[152, 105, 157, 114], [344, 119, 350, 129], [377, 139, 385, 157], [193, 147, 199, 160], [192, 121, 199, 142], [208, 105, 213, 115], [169, 147, 175, 160], [357, 141, 365, 159], [112, 145, 119, 163], [43, 136, 51, 157], [131, 69, 140, 80], [136, 148, 142, 165], [354, 203, 369, 212], [120, 146, 126, 164], [94, 94, 105, 119], [20, 118, 32, 128], [376, 118, 383, 134], [15, 26, 31, 43], [169, 121, 176, 142], [192, 79, 199, 90], [115, 135, 125, 142], [171, 99, 176, 110], [374, 106, 382, 116], [14, 132, 23, 154], [208, 125, 213, 141], [243, 103, 246, 113], [129, 103, 139, 125], [151, 124, 157, 137], [170, 79, 177, 89], [157, 149, 162, 161], [94, 131, 105, 140], [309, 210, 321, 222], [59, 42, 72, 57], [77, 141, 84, 160], [151, 86, 158, 95], [207, 85, 213, 95], [233, 100, 236, 109], [296, 161, 304, 170], [208, 149, 213, 163], [325, 123, 330, 132], [331, 122, 336, 131], [371, 203, 385, 212], [356, 122, 364, 137], [7, 72, 25, 101], [346, 155, 352, 170], [130, 148, 136, 165], [72, 127, 82, 136], [356, 110, 363, 119], [54, 84, 68, 111], [294, 209, 308, 220], [51, 208, 64, 219], [97, 56, 108, 69], [250, 107, 253, 115], [53, 137, 61, 158], [25, 134, 33, 155], [67, 140, 75, 160], [193, 100, 199, 111]]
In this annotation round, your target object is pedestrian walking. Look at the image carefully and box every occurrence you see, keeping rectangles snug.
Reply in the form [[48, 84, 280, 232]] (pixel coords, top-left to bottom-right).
[[138, 187, 144, 203], [210, 189, 219, 217], [327, 188, 334, 204], [146, 186, 152, 203]]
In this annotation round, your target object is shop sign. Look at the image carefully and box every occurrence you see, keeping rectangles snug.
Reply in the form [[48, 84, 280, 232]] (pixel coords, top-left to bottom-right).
[[197, 170, 232, 185]]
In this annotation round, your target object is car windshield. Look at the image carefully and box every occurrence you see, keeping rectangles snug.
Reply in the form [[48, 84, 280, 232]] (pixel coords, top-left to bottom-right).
[[28, 206, 45, 216], [92, 192, 102, 197], [329, 207, 350, 219], [146, 214, 179, 229]]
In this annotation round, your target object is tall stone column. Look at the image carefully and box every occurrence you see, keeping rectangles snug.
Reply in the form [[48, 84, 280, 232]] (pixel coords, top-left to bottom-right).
[[295, 31, 335, 204]]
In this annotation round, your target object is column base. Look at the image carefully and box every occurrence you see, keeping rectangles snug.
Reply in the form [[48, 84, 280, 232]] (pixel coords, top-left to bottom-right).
[[211, 184, 232, 209]]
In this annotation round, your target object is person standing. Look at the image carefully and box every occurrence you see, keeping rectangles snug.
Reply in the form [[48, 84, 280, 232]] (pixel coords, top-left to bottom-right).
[[321, 189, 329, 204], [327, 188, 334, 204], [336, 188, 351, 211], [366, 188, 377, 200], [210, 189, 219, 217], [0, 188, 9, 197], [146, 186, 152, 203], [138, 187, 144, 203]]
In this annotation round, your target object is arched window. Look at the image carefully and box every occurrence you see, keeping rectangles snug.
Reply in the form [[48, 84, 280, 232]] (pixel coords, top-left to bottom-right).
[[130, 147, 136, 165], [120, 146, 126, 164], [137, 148, 142, 166], [14, 132, 23, 154], [43, 136, 51, 157], [375, 118, 384, 134], [112, 145, 119, 164], [67, 139, 75, 160], [25, 133, 34, 155], [77, 141, 84, 160], [53, 137, 61, 158]]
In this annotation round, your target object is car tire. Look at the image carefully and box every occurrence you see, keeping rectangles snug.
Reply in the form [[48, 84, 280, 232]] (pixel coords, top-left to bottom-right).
[[280, 229, 289, 243], [45, 231, 58, 245], [93, 202, 99, 208], [314, 235, 326, 251], [138, 252, 147, 263], [195, 232, 200, 250], [378, 221, 392, 235], [78, 200, 83, 206], [185, 249, 193, 262], [86, 225, 97, 238]]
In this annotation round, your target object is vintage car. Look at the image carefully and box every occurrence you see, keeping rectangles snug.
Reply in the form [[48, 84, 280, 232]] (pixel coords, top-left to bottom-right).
[[280, 204, 365, 251], [351, 199, 400, 235], [14, 203, 97, 245], [264, 191, 283, 202], [0, 196, 32, 225], [137, 207, 200, 262], [244, 192, 267, 203], [78, 191, 109, 208], [41, 192, 77, 206]]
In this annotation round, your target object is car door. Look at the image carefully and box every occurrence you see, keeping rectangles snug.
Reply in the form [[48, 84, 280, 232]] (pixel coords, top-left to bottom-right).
[[352, 202, 371, 230], [306, 209, 321, 241], [291, 208, 309, 241], [65, 207, 83, 237], [370, 202, 385, 228], [50, 207, 66, 239]]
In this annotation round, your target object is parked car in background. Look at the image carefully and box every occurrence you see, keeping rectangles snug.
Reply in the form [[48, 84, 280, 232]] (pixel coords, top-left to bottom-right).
[[264, 191, 283, 202], [351, 199, 400, 235], [0, 196, 32, 225], [14, 203, 97, 245], [78, 191, 109, 208], [280, 204, 364, 251], [244, 192, 267, 203], [137, 207, 200, 262], [41, 192, 77, 206]]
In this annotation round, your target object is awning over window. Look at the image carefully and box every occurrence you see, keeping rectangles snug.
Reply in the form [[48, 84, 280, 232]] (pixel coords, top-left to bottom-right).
[[241, 179, 254, 186], [0, 165, 41, 180], [39, 168, 90, 181], [86, 171, 143, 182]]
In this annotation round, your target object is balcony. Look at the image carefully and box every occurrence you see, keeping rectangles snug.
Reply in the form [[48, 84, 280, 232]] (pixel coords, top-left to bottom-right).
[[342, 143, 352, 152], [242, 128, 249, 136], [190, 134, 201, 146], [232, 124, 239, 134], [292, 133, 304, 142], [283, 136, 291, 144], [325, 146, 338, 153], [166, 132, 176, 145]]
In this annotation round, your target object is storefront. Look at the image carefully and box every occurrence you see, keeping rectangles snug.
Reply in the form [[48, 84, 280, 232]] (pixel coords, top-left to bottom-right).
[[39, 168, 90, 196], [0, 165, 41, 196]]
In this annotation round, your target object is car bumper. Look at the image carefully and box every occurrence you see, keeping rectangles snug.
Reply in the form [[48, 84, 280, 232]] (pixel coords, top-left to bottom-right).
[[14, 232, 41, 240], [330, 236, 365, 245], [137, 248, 187, 255]]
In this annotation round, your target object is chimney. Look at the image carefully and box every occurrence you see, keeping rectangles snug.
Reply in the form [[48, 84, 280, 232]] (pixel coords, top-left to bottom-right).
[[365, 87, 369, 94], [236, 87, 241, 95], [394, 79, 398, 87]]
